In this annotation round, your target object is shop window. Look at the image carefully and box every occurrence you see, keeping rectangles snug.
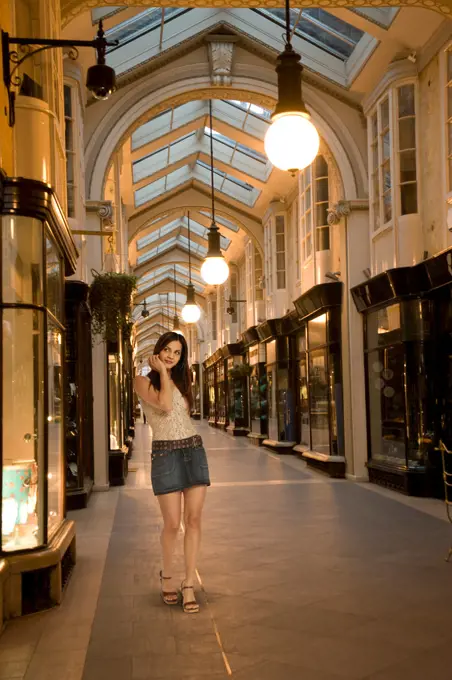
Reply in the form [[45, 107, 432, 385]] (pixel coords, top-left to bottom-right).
[[300, 165, 313, 260], [397, 84, 417, 215], [264, 220, 273, 294], [368, 83, 418, 232], [275, 215, 286, 289], [314, 156, 330, 251], [367, 344, 406, 466], [293, 199, 301, 280], [255, 250, 264, 301], [211, 298, 217, 341], [300, 156, 330, 261], [64, 85, 76, 218]]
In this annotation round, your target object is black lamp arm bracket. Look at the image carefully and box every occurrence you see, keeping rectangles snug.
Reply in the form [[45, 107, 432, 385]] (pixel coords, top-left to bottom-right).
[[1, 21, 118, 126]]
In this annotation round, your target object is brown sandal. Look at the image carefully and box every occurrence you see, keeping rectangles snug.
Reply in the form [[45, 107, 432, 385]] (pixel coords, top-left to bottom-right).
[[181, 581, 200, 614], [159, 571, 179, 606]]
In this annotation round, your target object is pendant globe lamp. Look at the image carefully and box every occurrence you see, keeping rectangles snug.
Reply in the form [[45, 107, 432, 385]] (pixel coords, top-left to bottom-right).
[[200, 100, 230, 286], [181, 212, 202, 324], [264, 0, 319, 174]]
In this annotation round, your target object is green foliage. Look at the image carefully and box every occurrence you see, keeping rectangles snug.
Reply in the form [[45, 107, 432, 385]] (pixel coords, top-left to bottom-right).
[[88, 271, 137, 344], [228, 363, 253, 379]]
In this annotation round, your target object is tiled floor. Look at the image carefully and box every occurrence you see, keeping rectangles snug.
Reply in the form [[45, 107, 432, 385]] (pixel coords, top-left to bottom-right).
[[1, 422, 452, 679]]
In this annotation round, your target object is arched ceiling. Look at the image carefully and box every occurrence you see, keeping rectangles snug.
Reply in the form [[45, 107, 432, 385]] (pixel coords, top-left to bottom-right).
[[65, 3, 449, 358]]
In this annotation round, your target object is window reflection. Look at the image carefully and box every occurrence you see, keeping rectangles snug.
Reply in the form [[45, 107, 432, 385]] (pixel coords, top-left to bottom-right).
[[2, 309, 44, 551]]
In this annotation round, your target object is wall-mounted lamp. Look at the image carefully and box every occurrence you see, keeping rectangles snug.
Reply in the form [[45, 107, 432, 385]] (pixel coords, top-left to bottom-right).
[[226, 296, 246, 316], [1, 20, 118, 126]]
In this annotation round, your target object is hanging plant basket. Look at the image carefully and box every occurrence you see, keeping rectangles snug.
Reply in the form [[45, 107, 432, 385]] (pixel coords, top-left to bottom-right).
[[88, 271, 137, 344], [228, 364, 253, 379]]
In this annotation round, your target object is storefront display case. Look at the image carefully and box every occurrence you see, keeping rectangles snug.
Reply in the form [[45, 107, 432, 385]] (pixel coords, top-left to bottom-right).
[[0, 174, 77, 620], [290, 283, 345, 477], [203, 355, 217, 426], [351, 258, 452, 497], [123, 341, 135, 459], [223, 343, 250, 437], [191, 363, 201, 419], [257, 319, 296, 454], [64, 280, 94, 510], [216, 356, 228, 429], [242, 326, 268, 446], [107, 336, 128, 486]]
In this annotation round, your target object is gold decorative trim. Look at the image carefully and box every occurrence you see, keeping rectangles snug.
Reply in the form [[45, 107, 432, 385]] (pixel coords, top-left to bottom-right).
[[62, 0, 452, 28]]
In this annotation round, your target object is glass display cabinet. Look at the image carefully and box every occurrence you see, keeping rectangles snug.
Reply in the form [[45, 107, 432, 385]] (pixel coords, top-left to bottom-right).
[[216, 357, 227, 429], [292, 283, 345, 477], [242, 327, 268, 446], [107, 338, 128, 486], [0, 174, 78, 618], [257, 319, 296, 454], [223, 343, 250, 436], [64, 281, 94, 510], [203, 352, 220, 427], [351, 260, 452, 496]]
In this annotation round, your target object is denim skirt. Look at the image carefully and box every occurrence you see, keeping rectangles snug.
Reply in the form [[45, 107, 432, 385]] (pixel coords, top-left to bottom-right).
[[151, 435, 211, 496]]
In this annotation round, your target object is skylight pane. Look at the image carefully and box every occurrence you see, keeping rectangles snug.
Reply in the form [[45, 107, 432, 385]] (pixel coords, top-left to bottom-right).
[[106, 8, 188, 52], [254, 8, 364, 60], [224, 100, 272, 121], [92, 7, 124, 23], [199, 211, 239, 232]]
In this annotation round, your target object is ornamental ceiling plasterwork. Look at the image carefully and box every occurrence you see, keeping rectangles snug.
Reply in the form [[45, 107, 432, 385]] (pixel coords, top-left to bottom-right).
[[61, 0, 452, 27]]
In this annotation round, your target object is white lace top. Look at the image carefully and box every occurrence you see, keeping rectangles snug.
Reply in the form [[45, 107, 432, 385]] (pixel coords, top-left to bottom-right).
[[140, 387, 197, 441]]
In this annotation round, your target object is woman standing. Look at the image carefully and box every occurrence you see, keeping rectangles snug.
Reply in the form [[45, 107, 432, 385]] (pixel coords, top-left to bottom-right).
[[134, 331, 210, 613]]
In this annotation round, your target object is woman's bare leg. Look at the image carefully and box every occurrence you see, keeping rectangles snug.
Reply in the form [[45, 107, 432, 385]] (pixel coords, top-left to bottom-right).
[[157, 491, 182, 594], [182, 486, 207, 607]]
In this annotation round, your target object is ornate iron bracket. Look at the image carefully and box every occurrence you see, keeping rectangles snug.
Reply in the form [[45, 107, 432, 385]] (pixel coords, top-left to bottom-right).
[[1, 20, 118, 127]]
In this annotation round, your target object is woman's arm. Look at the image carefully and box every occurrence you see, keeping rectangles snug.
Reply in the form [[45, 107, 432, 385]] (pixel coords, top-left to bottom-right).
[[133, 358, 173, 412]]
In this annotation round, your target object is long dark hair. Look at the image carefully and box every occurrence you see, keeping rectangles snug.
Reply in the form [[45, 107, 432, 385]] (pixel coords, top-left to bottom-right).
[[148, 331, 193, 409]]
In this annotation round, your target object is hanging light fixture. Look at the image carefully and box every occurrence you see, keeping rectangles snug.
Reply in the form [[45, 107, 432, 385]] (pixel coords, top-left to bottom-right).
[[264, 1, 320, 174], [182, 212, 202, 324], [200, 100, 230, 286]]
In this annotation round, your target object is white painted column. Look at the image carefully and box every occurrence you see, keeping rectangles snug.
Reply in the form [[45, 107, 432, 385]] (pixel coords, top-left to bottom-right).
[[85, 201, 113, 491], [329, 200, 370, 481]]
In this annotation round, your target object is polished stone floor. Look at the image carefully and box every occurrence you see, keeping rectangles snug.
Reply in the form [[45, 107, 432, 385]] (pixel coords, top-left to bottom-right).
[[0, 422, 452, 679]]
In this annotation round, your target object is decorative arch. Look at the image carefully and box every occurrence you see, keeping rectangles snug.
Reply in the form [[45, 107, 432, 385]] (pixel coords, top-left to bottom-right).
[[86, 78, 365, 227]]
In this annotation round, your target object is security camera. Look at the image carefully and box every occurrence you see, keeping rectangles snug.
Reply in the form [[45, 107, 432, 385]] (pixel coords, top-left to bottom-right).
[[86, 63, 117, 101], [407, 52, 417, 64], [141, 308, 149, 318]]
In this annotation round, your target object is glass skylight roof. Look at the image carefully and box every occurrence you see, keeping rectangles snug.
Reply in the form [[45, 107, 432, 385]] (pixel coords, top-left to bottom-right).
[[135, 166, 190, 207], [106, 8, 189, 53], [137, 235, 207, 266], [254, 8, 364, 60], [199, 211, 239, 232], [225, 101, 272, 121], [204, 127, 266, 164], [136, 218, 230, 251], [138, 264, 204, 291], [105, 9, 377, 87]]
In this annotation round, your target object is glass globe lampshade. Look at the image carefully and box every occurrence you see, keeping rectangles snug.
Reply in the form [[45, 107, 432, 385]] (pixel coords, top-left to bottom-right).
[[181, 283, 201, 323], [201, 256, 229, 286], [264, 113, 319, 173], [181, 303, 201, 324]]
